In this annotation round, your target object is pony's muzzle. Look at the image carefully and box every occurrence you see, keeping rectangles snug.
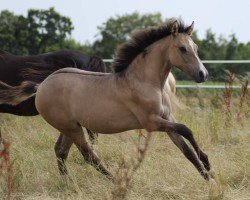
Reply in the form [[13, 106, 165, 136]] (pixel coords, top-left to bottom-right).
[[199, 70, 206, 82], [196, 69, 208, 83]]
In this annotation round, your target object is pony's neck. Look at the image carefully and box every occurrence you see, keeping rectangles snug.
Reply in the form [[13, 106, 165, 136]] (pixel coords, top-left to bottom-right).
[[125, 37, 172, 89]]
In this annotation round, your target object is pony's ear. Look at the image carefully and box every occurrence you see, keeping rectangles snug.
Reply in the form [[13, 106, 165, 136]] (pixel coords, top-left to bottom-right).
[[171, 20, 179, 36], [186, 21, 194, 36]]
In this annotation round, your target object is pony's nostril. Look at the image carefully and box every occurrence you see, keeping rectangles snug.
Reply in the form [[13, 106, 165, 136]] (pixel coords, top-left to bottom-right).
[[199, 71, 205, 81]]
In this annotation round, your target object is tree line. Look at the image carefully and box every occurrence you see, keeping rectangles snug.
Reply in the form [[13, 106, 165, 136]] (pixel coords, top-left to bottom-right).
[[0, 8, 249, 81]]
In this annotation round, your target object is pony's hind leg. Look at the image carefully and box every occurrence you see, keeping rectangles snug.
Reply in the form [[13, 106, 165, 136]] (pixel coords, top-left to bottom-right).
[[86, 128, 98, 144], [54, 133, 73, 175], [63, 126, 113, 180]]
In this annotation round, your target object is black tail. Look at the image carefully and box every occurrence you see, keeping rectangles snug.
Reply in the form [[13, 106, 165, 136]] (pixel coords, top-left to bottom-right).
[[20, 62, 61, 83], [0, 81, 38, 105]]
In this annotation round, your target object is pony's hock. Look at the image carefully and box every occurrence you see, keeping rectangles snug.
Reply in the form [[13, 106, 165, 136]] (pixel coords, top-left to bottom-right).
[[0, 19, 211, 181]]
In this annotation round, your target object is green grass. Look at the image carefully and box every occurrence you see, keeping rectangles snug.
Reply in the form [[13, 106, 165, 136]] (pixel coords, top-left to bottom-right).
[[0, 93, 249, 200]]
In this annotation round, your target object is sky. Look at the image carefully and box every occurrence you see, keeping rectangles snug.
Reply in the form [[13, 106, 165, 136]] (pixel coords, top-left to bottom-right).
[[1, 0, 250, 44]]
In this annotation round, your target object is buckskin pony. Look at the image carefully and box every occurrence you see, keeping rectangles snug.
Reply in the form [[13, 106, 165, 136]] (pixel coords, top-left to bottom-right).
[[0, 19, 210, 180]]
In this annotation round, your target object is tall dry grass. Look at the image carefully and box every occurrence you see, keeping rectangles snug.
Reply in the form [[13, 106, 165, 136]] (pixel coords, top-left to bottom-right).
[[0, 130, 13, 200], [0, 79, 249, 200]]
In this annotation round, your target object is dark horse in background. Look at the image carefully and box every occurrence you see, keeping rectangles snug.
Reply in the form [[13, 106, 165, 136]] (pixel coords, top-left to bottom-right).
[[0, 50, 106, 140]]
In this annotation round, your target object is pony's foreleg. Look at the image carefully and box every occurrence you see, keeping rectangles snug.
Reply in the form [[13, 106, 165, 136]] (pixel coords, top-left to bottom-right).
[[144, 115, 210, 180], [167, 132, 209, 180], [86, 129, 98, 144], [168, 114, 210, 171], [54, 133, 73, 175], [66, 127, 113, 180], [170, 124, 210, 171]]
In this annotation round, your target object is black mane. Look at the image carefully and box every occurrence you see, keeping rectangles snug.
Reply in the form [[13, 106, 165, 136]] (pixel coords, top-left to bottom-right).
[[112, 18, 190, 73]]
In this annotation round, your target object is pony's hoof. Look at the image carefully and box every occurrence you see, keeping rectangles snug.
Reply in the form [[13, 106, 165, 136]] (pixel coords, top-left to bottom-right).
[[106, 174, 114, 182], [201, 171, 210, 181], [61, 174, 70, 183]]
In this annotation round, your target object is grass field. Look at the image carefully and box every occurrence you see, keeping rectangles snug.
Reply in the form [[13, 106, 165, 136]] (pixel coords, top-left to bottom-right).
[[0, 90, 249, 200]]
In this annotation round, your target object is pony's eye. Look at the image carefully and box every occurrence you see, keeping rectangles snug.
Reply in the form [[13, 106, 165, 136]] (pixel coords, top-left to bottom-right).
[[179, 46, 187, 53]]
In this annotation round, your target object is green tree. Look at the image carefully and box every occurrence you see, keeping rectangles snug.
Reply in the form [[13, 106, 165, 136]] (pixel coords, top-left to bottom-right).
[[25, 7, 73, 54], [225, 34, 238, 60], [92, 12, 163, 58], [0, 11, 29, 54], [62, 39, 94, 55], [0, 8, 73, 55], [0, 10, 16, 50]]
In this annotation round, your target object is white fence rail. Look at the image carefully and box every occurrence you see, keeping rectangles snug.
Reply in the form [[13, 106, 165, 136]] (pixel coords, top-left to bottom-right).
[[176, 85, 249, 89], [103, 59, 250, 89], [202, 60, 250, 64], [103, 59, 250, 64]]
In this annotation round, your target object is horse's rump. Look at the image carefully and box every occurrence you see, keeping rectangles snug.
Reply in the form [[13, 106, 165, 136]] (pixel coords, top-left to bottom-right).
[[0, 50, 106, 116]]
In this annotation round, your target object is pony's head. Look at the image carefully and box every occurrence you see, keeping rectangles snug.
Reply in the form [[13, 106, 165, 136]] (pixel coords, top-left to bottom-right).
[[168, 21, 208, 83]]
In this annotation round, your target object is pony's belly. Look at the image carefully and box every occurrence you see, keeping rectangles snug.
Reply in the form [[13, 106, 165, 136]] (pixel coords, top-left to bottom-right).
[[77, 102, 141, 134], [81, 120, 138, 134], [79, 111, 141, 134]]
